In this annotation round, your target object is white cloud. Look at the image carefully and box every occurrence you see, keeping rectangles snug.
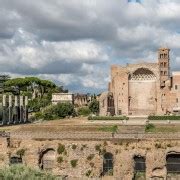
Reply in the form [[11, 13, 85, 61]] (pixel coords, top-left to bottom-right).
[[0, 0, 180, 92]]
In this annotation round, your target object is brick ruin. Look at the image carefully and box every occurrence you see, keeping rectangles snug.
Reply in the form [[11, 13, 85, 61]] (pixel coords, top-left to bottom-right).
[[0, 133, 180, 179], [100, 48, 180, 116]]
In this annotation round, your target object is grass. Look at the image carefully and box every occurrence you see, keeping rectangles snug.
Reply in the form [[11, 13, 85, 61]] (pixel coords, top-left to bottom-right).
[[88, 116, 129, 120], [98, 125, 118, 133], [0, 164, 59, 179], [145, 124, 180, 133]]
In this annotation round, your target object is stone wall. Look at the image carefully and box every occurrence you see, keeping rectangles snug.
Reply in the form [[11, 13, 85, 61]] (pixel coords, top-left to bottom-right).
[[0, 136, 180, 179]]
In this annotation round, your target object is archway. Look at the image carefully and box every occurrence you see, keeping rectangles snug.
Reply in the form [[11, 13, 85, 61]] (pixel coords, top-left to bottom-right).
[[39, 148, 55, 171]]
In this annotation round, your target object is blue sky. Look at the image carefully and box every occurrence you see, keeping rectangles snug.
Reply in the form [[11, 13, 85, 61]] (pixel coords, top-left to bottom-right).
[[0, 0, 180, 93]]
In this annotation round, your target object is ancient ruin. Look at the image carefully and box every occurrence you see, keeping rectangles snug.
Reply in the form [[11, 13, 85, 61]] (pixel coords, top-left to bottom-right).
[[0, 126, 180, 180], [100, 48, 180, 116], [0, 95, 28, 125]]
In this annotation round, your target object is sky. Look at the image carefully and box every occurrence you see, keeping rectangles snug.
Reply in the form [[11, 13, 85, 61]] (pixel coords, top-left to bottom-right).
[[0, 0, 180, 93]]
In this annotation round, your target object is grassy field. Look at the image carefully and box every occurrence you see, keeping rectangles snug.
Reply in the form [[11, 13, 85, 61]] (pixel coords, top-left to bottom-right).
[[145, 124, 180, 133], [0, 117, 180, 134]]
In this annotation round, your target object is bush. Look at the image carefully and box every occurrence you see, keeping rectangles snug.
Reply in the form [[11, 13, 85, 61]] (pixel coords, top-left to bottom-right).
[[57, 156, 63, 164], [55, 103, 75, 118], [28, 97, 52, 113], [148, 115, 180, 120], [72, 144, 77, 150], [86, 170, 92, 177], [42, 105, 58, 120], [57, 143, 65, 154], [88, 116, 129, 120], [0, 165, 58, 179], [34, 112, 44, 120], [95, 144, 101, 151], [78, 107, 91, 116], [70, 159, 78, 168], [16, 149, 26, 157], [87, 154, 95, 161], [145, 123, 155, 132]]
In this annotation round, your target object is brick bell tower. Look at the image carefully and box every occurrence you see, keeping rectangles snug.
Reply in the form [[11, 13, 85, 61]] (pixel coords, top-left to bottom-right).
[[158, 48, 170, 87]]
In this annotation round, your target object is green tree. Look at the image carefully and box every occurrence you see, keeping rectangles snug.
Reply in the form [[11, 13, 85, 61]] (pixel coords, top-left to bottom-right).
[[89, 99, 99, 114], [39, 79, 56, 97], [5, 78, 29, 95]]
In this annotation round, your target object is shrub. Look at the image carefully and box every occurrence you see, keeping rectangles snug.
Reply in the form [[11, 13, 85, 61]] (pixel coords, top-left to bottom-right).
[[87, 154, 94, 161], [88, 116, 129, 120], [57, 144, 65, 154], [57, 156, 63, 164], [77, 107, 91, 116], [55, 103, 75, 118], [148, 115, 180, 120], [145, 123, 155, 132], [0, 164, 58, 179], [34, 112, 44, 120], [86, 170, 92, 177], [70, 159, 78, 168], [72, 144, 77, 150], [42, 105, 57, 120], [16, 149, 26, 157], [155, 143, 162, 149], [95, 144, 101, 151]]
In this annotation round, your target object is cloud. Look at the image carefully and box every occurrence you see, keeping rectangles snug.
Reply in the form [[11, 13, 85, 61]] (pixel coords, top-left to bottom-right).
[[0, 0, 180, 93]]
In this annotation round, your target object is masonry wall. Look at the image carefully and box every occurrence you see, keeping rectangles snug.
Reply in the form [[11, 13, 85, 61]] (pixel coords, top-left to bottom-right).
[[0, 137, 179, 179]]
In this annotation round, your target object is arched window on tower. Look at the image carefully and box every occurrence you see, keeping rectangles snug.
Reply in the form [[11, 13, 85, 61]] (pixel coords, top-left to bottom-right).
[[39, 149, 55, 171]]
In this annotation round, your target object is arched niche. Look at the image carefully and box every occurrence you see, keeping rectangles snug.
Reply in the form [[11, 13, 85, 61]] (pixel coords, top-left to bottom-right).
[[39, 148, 55, 171], [129, 68, 156, 81]]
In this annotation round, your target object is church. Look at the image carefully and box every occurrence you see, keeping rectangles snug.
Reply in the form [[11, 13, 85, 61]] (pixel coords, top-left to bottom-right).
[[99, 48, 180, 116]]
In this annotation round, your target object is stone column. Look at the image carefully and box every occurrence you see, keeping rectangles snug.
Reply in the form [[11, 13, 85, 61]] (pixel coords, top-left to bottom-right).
[[8, 95, 12, 124], [14, 96, 18, 124], [24, 96, 28, 123], [2, 95, 7, 125], [20, 96, 24, 123]]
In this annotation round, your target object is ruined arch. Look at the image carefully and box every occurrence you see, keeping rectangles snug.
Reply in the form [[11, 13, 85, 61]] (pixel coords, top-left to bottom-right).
[[39, 148, 55, 171], [129, 68, 156, 81]]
